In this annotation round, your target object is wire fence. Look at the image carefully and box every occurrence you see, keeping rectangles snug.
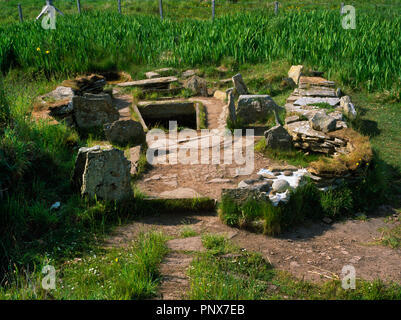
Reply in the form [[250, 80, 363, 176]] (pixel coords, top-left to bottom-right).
[[10, 0, 401, 23]]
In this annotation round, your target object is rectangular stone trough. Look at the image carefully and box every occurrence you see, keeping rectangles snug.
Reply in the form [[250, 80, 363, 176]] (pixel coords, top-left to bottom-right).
[[135, 100, 202, 131]]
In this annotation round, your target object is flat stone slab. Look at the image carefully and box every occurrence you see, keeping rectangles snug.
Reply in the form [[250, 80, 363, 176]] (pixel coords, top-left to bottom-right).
[[295, 88, 337, 97], [117, 76, 178, 88], [167, 236, 205, 252], [299, 76, 335, 88], [294, 97, 340, 106], [206, 178, 232, 184], [159, 187, 203, 199]]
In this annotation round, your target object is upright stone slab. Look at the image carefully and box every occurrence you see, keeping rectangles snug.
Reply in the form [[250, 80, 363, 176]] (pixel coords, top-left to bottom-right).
[[184, 76, 208, 97], [73, 93, 119, 129], [77, 146, 132, 201], [232, 73, 248, 95], [288, 65, 304, 85], [227, 89, 236, 122], [264, 125, 293, 150], [104, 119, 145, 147], [236, 95, 282, 124], [340, 96, 357, 119], [72, 145, 101, 190]]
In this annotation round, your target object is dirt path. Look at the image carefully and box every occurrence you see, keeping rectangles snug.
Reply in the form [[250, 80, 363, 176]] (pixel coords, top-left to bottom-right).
[[105, 206, 401, 299]]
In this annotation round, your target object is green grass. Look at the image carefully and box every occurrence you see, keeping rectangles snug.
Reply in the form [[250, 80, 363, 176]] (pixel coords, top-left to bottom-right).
[[180, 226, 198, 238], [0, 231, 168, 299], [378, 211, 401, 249], [255, 138, 321, 167], [1, 8, 401, 92], [187, 235, 401, 300], [218, 173, 387, 235], [307, 102, 336, 113], [1, 0, 400, 25]]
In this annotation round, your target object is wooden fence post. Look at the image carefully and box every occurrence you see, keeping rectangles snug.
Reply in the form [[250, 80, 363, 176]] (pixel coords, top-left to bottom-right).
[[159, 0, 163, 20], [18, 3, 23, 22], [77, 0, 81, 14], [118, 0, 122, 14], [274, 1, 279, 15], [212, 0, 215, 20]]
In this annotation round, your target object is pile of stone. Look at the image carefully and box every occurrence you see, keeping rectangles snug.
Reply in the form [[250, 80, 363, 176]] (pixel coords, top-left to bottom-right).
[[72, 145, 132, 201], [117, 76, 179, 92], [283, 65, 357, 155], [62, 74, 107, 96], [221, 165, 308, 206], [40, 75, 146, 148]]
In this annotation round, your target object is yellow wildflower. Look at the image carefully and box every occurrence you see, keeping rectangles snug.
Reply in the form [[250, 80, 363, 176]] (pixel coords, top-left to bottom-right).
[[46, 50, 50, 54], [115, 258, 118, 262], [36, 47, 40, 51]]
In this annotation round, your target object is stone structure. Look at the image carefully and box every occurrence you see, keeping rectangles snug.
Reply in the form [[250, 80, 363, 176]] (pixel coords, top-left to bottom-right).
[[72, 93, 119, 129], [73, 146, 132, 201], [236, 95, 282, 124], [184, 75, 208, 97], [264, 125, 293, 150], [232, 73, 248, 95], [104, 119, 145, 147]]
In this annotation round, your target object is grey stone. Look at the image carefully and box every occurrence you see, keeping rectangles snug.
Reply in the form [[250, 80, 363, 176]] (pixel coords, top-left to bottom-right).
[[236, 95, 282, 124], [285, 115, 300, 125], [340, 96, 357, 119], [42, 86, 74, 101], [232, 73, 248, 95], [75, 146, 132, 201], [104, 119, 145, 147], [181, 69, 197, 79], [294, 97, 340, 107], [258, 172, 277, 179], [72, 146, 101, 190], [227, 89, 236, 122], [281, 77, 297, 88], [264, 125, 293, 150], [296, 88, 337, 97], [221, 188, 268, 205], [145, 71, 160, 79], [184, 76, 208, 97], [328, 111, 344, 121], [73, 94, 119, 129], [272, 179, 290, 193], [309, 112, 337, 133], [117, 76, 178, 89]]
